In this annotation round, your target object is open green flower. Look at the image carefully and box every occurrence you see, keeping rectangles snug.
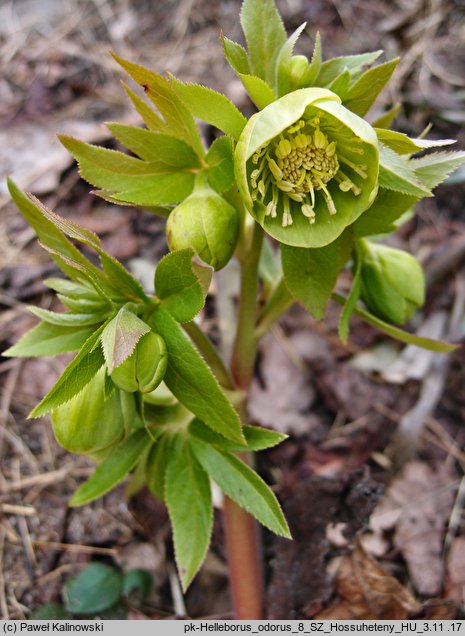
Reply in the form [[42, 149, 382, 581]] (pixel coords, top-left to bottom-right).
[[235, 88, 379, 247]]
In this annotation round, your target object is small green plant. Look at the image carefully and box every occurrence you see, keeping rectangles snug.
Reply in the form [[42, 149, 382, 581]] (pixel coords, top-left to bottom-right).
[[31, 562, 151, 619], [5, 0, 465, 619]]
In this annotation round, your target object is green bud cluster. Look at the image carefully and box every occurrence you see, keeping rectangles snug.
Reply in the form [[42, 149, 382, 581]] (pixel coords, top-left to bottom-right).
[[358, 240, 425, 325], [111, 331, 167, 394]]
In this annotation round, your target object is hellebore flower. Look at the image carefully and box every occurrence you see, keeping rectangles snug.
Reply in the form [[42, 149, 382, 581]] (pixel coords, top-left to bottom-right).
[[235, 88, 379, 247], [358, 239, 425, 325]]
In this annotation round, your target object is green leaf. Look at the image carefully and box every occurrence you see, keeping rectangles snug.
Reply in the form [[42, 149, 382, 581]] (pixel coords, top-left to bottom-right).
[[111, 54, 204, 157], [328, 69, 351, 99], [316, 51, 383, 86], [122, 569, 152, 603], [165, 434, 213, 590], [4, 322, 96, 357], [375, 129, 455, 155], [412, 151, 465, 190], [378, 143, 432, 198], [107, 123, 201, 167], [343, 58, 399, 117], [64, 563, 123, 615], [332, 292, 459, 352], [101, 173, 196, 207], [150, 308, 244, 444], [259, 238, 282, 292], [238, 73, 276, 109], [99, 251, 149, 303], [240, 0, 286, 84], [206, 136, 235, 193], [169, 77, 247, 141], [155, 249, 212, 323], [29, 325, 106, 418], [31, 604, 72, 620], [7, 179, 101, 282], [60, 135, 196, 206], [354, 188, 417, 237], [221, 35, 251, 75], [122, 81, 169, 132], [281, 231, 352, 319], [146, 432, 173, 500], [70, 430, 152, 506], [100, 305, 150, 372], [371, 103, 401, 129], [275, 23, 307, 96], [189, 418, 287, 452], [28, 306, 106, 328], [338, 257, 362, 343], [190, 437, 290, 538]]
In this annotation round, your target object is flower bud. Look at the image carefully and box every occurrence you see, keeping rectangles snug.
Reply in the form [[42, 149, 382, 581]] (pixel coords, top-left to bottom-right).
[[166, 174, 239, 270], [110, 331, 167, 394], [290, 55, 310, 85], [51, 367, 125, 454], [359, 240, 425, 325]]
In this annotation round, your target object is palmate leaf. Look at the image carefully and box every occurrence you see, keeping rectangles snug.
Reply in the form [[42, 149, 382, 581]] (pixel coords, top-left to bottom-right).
[[29, 324, 107, 418], [316, 51, 383, 86], [28, 306, 106, 328], [165, 434, 213, 591], [3, 322, 96, 357], [343, 58, 399, 117], [155, 249, 212, 323], [240, 0, 287, 85], [378, 143, 432, 198], [221, 35, 251, 75], [190, 436, 290, 538], [111, 54, 205, 158], [121, 81, 169, 132], [168, 77, 247, 141], [150, 308, 245, 444], [206, 136, 235, 193], [275, 23, 307, 97], [7, 179, 101, 283], [332, 293, 458, 353], [376, 129, 455, 155], [100, 304, 150, 372], [106, 124, 201, 167], [412, 151, 465, 190], [60, 135, 196, 208], [354, 188, 417, 237], [70, 430, 153, 506], [281, 230, 353, 319], [237, 73, 276, 109], [188, 418, 287, 453]]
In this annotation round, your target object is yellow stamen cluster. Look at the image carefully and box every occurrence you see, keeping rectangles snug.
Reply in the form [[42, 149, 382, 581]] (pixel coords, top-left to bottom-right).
[[249, 119, 366, 228]]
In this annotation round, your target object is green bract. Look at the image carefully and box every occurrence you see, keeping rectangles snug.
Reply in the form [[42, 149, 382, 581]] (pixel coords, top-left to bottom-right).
[[235, 87, 379, 247], [358, 239, 425, 325], [51, 367, 127, 455], [166, 174, 239, 270], [111, 331, 167, 393]]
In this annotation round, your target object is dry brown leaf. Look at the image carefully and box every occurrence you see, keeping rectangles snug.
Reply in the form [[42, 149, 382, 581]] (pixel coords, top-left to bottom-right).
[[370, 460, 456, 596], [445, 536, 465, 604], [316, 543, 421, 619]]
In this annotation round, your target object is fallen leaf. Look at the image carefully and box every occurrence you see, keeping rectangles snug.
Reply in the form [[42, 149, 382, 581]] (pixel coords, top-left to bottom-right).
[[445, 536, 465, 603], [316, 542, 421, 619], [370, 461, 457, 596]]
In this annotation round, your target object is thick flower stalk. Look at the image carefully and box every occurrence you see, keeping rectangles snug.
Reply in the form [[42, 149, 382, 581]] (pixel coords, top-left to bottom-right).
[[236, 88, 379, 248]]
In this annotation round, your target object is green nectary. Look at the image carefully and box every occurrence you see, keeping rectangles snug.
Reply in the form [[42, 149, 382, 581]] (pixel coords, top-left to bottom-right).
[[358, 239, 425, 325], [235, 87, 379, 248], [51, 367, 127, 455], [166, 174, 239, 271], [111, 331, 167, 394]]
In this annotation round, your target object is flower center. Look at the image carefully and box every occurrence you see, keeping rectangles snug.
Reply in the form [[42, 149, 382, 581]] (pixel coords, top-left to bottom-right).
[[249, 118, 366, 228]]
